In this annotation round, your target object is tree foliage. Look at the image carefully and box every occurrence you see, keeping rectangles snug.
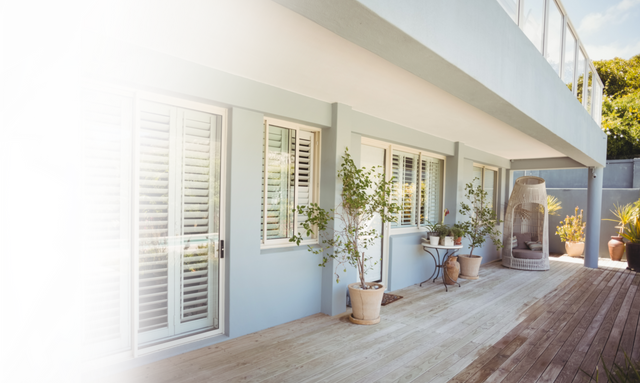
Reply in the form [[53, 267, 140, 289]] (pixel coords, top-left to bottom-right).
[[290, 148, 400, 290], [458, 179, 503, 257], [594, 54, 640, 159]]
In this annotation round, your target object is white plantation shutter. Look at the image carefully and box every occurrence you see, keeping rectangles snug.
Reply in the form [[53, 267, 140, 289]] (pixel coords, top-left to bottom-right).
[[179, 109, 216, 327], [138, 100, 174, 339], [82, 88, 132, 356], [262, 125, 296, 240], [296, 131, 315, 239], [417, 157, 443, 225], [391, 151, 417, 227], [260, 121, 318, 244]]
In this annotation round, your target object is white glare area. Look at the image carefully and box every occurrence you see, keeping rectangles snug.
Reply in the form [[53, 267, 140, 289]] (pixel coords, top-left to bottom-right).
[[5, 141, 68, 328]]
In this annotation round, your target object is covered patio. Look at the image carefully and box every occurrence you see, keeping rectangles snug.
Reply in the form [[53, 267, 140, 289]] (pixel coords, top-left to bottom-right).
[[98, 257, 636, 383]]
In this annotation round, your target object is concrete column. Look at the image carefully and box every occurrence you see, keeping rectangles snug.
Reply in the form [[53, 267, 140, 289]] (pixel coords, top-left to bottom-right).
[[319, 103, 355, 316], [585, 166, 604, 269]]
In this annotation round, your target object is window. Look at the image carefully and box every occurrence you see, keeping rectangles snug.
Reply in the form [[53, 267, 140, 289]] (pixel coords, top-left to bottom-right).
[[261, 118, 319, 247], [472, 165, 498, 213], [391, 149, 444, 229]]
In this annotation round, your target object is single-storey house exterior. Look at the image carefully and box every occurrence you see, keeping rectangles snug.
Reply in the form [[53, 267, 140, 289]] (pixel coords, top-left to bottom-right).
[[77, 0, 608, 372]]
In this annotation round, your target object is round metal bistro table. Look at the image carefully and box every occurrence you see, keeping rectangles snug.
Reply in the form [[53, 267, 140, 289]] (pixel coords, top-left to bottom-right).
[[420, 243, 463, 292]]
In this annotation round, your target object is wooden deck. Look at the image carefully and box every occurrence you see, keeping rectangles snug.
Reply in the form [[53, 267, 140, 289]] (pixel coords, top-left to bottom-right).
[[101, 256, 638, 383]]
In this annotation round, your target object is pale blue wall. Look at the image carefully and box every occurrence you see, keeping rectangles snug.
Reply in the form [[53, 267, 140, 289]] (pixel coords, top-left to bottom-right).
[[88, 38, 510, 369]]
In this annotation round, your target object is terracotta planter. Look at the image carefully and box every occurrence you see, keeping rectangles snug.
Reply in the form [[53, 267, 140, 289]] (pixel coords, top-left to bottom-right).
[[348, 282, 385, 325], [608, 236, 625, 261], [458, 254, 482, 280], [454, 237, 462, 246], [444, 255, 460, 285], [626, 243, 640, 271], [565, 241, 585, 257]]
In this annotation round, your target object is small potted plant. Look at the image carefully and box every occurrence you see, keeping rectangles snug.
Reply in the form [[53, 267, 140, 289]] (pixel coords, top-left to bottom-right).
[[457, 179, 503, 280], [291, 149, 400, 325], [555, 206, 586, 257], [435, 223, 450, 246], [622, 217, 640, 271], [451, 225, 465, 246], [602, 202, 636, 261]]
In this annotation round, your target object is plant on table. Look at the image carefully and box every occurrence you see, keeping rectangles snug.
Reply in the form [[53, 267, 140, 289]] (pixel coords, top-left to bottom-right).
[[290, 148, 400, 290]]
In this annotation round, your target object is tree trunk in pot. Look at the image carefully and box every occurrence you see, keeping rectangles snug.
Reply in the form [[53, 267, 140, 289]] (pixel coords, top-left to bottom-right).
[[608, 236, 625, 261], [348, 282, 384, 325]]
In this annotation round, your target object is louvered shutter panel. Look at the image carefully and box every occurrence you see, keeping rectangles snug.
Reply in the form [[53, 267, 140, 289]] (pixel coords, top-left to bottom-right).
[[180, 109, 215, 325], [297, 131, 315, 239], [264, 126, 295, 240], [390, 154, 401, 227], [427, 158, 442, 223], [138, 100, 173, 336], [82, 88, 132, 356], [391, 151, 417, 227]]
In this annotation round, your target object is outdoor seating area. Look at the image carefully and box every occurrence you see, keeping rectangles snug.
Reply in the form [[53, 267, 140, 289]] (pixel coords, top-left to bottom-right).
[[98, 257, 636, 383]]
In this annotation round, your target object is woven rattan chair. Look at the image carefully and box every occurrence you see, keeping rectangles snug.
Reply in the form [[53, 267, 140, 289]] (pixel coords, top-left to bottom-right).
[[502, 176, 549, 271]]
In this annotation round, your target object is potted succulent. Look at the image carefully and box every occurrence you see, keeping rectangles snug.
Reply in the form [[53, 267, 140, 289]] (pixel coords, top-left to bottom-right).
[[291, 149, 400, 325], [435, 223, 450, 246], [602, 202, 636, 261], [457, 179, 503, 280], [556, 206, 586, 257], [622, 217, 640, 271]]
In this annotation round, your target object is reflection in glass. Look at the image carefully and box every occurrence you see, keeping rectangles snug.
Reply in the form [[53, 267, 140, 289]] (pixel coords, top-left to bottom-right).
[[485, 169, 497, 210], [545, 0, 563, 75], [577, 50, 586, 103], [586, 70, 593, 115], [563, 27, 576, 92], [521, 0, 545, 53], [497, 0, 518, 23]]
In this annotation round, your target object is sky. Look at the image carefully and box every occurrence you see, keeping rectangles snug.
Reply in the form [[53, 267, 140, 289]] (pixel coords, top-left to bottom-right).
[[561, 0, 640, 61]]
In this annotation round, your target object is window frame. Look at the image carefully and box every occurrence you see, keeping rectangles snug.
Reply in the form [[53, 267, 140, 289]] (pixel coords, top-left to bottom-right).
[[261, 117, 321, 249], [361, 137, 446, 235], [472, 163, 499, 218]]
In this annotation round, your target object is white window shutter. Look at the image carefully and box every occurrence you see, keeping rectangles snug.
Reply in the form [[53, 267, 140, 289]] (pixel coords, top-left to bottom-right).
[[391, 151, 417, 227], [82, 88, 132, 356], [297, 131, 315, 239]]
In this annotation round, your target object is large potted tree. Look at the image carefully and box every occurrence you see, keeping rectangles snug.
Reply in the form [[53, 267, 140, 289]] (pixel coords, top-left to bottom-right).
[[457, 180, 503, 280], [291, 149, 400, 325]]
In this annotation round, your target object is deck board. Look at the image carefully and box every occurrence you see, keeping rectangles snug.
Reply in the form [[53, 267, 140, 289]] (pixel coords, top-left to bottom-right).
[[93, 256, 638, 383]]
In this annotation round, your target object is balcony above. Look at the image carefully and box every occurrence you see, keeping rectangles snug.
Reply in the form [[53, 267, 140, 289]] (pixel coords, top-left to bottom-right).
[[275, 0, 607, 167]]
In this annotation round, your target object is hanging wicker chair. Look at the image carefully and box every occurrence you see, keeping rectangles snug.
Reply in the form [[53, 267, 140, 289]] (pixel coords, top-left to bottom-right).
[[502, 176, 549, 271]]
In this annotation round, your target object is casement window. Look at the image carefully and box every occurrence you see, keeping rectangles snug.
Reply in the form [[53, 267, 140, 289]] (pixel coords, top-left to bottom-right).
[[472, 165, 498, 213], [390, 149, 444, 229], [261, 118, 320, 247], [82, 87, 225, 358]]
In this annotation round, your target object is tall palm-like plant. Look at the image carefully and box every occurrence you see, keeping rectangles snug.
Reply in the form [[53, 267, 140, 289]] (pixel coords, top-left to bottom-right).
[[603, 202, 637, 236]]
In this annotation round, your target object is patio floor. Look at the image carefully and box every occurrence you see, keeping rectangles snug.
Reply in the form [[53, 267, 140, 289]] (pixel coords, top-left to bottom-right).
[[102, 256, 638, 383]]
